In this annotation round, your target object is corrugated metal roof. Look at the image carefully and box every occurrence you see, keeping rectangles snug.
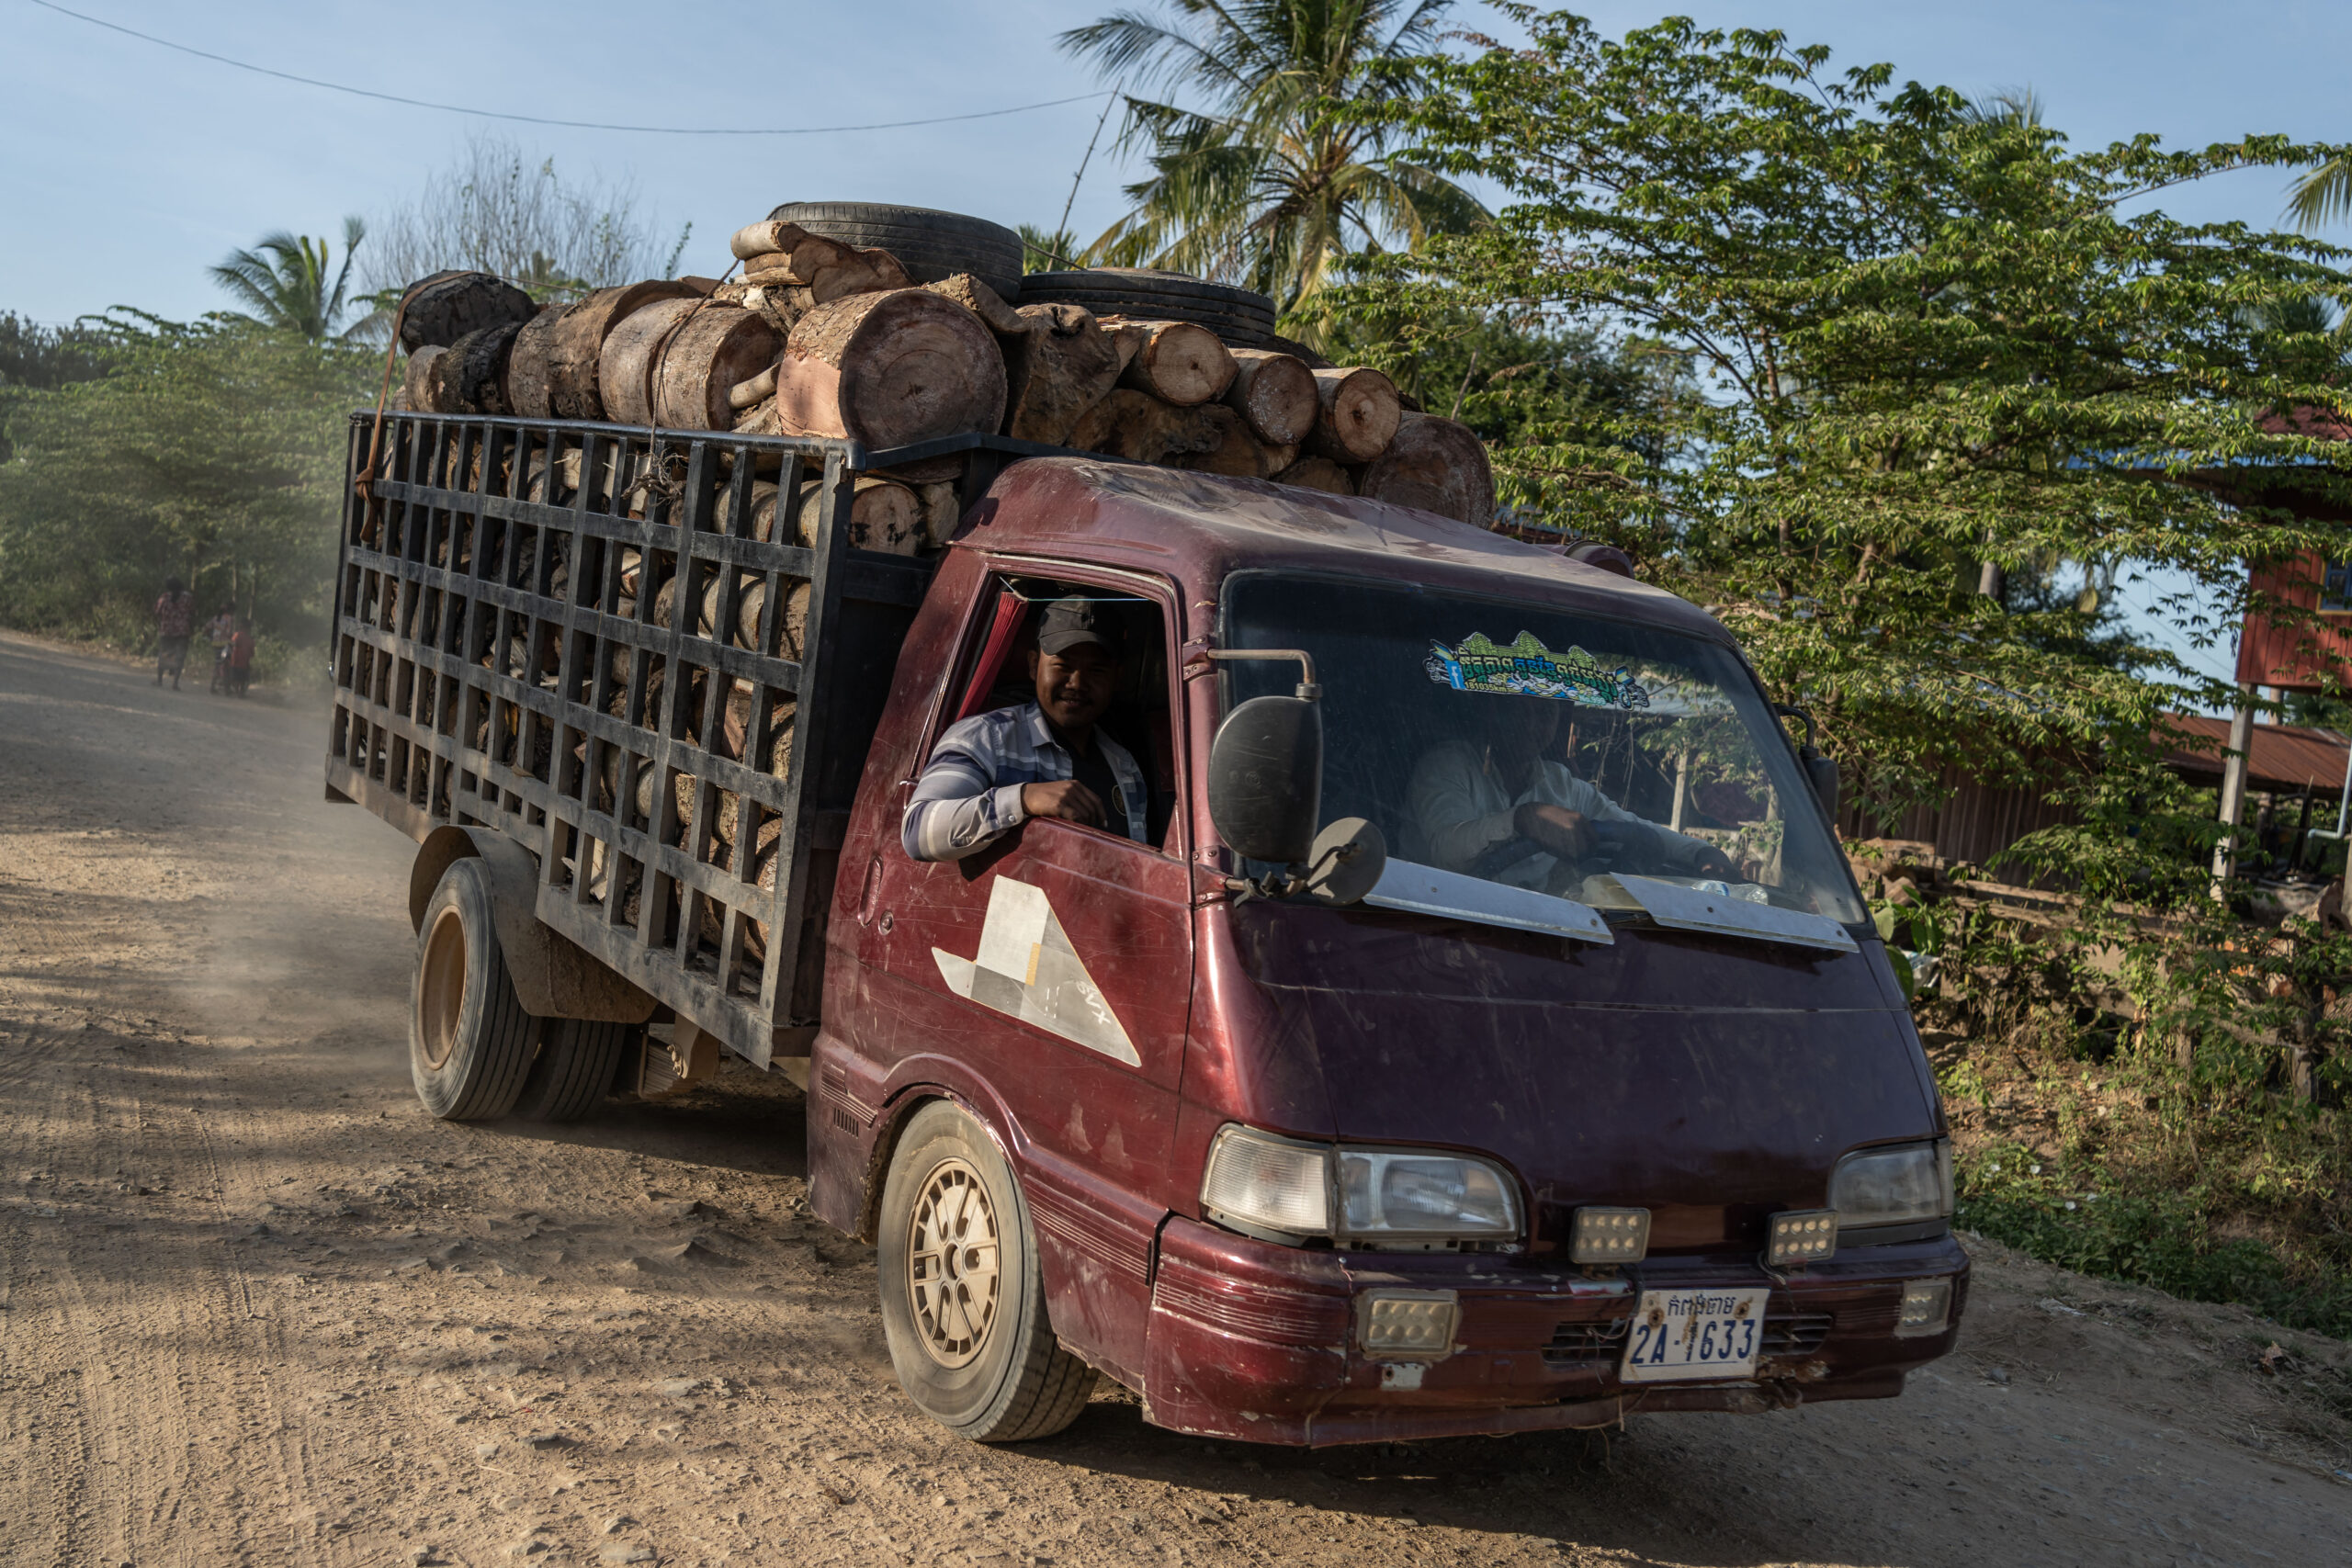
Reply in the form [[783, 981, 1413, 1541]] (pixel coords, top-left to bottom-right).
[[2159, 713, 2349, 794]]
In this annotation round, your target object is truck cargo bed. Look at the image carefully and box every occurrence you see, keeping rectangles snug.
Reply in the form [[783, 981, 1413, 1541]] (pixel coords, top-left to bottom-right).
[[326, 411, 1038, 1065]]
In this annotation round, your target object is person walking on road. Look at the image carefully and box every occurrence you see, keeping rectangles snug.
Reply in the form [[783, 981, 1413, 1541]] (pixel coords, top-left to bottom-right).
[[205, 604, 235, 694], [227, 617, 256, 697], [153, 577, 195, 689]]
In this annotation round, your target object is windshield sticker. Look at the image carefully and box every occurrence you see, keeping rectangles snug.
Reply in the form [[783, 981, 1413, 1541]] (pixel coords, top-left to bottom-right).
[[1425, 631, 1651, 709]]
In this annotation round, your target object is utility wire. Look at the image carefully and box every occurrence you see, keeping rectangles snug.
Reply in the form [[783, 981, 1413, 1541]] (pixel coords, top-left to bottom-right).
[[27, 0, 1109, 136]]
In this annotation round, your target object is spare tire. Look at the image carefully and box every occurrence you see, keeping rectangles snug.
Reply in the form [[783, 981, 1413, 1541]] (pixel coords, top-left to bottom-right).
[[398, 270, 535, 355], [1020, 268, 1277, 345], [766, 202, 1023, 302]]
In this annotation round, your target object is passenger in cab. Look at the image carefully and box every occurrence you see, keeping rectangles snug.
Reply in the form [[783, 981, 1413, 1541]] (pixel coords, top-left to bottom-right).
[[902, 597, 1152, 862], [1408, 695, 1738, 893]]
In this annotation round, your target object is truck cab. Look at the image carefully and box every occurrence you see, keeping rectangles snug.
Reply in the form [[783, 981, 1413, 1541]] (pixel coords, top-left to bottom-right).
[[814, 457, 1965, 1447]]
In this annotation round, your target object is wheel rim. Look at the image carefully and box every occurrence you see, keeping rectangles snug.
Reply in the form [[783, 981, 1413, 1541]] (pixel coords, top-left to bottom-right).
[[417, 906, 468, 1070], [904, 1156, 1003, 1369]]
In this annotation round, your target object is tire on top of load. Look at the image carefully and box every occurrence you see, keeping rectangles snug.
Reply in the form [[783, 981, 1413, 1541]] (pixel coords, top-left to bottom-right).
[[764, 203, 1023, 305], [399, 270, 537, 355], [1019, 267, 1276, 345]]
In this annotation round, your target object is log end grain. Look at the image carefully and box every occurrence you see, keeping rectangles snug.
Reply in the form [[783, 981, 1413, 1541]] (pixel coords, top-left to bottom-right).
[[598, 296, 704, 427], [775, 288, 1007, 450], [1114, 318, 1237, 407], [1223, 348, 1318, 446], [1307, 366, 1402, 463], [1003, 301, 1121, 445]]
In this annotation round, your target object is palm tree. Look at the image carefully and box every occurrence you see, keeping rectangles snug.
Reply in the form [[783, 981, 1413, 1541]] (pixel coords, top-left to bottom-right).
[[2290, 158, 2352, 232], [1059, 0, 1484, 344], [210, 217, 367, 342]]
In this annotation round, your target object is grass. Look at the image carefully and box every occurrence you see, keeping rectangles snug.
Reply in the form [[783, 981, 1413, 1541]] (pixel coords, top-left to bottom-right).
[[1932, 1028, 2352, 1341]]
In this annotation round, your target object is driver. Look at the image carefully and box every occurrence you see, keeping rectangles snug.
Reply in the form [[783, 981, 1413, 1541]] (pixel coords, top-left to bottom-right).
[[1408, 696, 1736, 892]]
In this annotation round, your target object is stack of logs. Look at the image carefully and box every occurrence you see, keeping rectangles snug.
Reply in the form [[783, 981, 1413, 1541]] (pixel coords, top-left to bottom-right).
[[391, 228, 1496, 962], [393, 220, 1495, 536]]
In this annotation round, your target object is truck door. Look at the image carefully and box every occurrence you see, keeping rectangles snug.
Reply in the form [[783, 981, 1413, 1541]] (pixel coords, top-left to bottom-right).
[[861, 564, 1192, 1385]]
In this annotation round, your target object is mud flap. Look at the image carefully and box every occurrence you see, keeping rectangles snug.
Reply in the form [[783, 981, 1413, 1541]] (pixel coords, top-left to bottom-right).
[[409, 826, 657, 1024]]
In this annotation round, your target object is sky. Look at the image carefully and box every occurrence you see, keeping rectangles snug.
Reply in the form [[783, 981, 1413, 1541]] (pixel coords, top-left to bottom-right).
[[7, 0, 2351, 692]]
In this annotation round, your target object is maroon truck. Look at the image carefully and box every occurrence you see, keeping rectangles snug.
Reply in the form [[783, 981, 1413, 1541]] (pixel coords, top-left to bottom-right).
[[332, 412, 1963, 1450]]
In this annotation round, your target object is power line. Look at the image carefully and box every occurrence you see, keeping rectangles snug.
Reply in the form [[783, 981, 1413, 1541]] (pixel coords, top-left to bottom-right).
[[27, 0, 1110, 135]]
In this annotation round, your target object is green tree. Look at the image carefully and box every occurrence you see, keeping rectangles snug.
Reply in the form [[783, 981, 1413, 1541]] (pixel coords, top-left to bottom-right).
[[1351, 8, 2352, 824], [210, 218, 368, 343], [1060, 0, 1486, 344], [0, 311, 371, 658], [2289, 154, 2352, 231]]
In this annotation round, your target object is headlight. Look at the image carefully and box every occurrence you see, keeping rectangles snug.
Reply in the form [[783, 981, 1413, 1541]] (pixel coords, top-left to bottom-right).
[[1201, 1125, 1330, 1238], [1828, 1139, 1953, 1233], [1200, 1124, 1522, 1247], [1339, 1151, 1519, 1239]]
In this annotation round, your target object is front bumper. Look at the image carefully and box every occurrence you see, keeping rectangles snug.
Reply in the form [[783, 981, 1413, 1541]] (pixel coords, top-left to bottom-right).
[[1143, 1214, 1970, 1447]]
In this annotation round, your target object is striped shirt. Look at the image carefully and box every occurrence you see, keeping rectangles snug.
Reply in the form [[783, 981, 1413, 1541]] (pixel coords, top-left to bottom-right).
[[902, 702, 1151, 863]]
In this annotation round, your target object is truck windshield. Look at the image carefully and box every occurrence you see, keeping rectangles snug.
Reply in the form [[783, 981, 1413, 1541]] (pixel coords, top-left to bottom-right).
[[1223, 574, 1864, 926]]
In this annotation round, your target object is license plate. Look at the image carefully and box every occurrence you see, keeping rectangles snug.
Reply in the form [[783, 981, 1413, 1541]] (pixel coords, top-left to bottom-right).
[[1619, 1288, 1769, 1382]]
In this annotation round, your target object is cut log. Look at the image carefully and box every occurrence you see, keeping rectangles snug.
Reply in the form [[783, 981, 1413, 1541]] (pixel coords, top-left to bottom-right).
[[1357, 412, 1497, 526], [598, 297, 702, 426], [698, 575, 812, 659], [728, 365, 776, 411], [543, 281, 702, 421], [720, 682, 797, 776], [795, 476, 922, 554], [1273, 456, 1356, 495], [1306, 366, 1402, 462], [431, 322, 523, 414], [923, 273, 1027, 336], [402, 345, 446, 412], [918, 482, 961, 548], [1100, 319, 1149, 375], [1068, 388, 1227, 466], [715, 480, 780, 541], [1001, 302, 1122, 445], [1173, 405, 1295, 479], [650, 305, 780, 430], [731, 221, 911, 304], [774, 288, 1007, 450], [1112, 318, 1236, 406], [398, 270, 535, 354], [502, 304, 568, 418], [1222, 349, 1318, 446]]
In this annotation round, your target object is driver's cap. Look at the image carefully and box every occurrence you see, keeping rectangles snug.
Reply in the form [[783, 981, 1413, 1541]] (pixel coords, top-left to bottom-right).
[[1036, 596, 1118, 657]]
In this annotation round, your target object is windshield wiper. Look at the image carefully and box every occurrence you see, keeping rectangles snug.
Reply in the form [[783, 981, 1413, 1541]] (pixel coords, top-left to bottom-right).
[[1600, 874, 1858, 953], [1361, 859, 1614, 945]]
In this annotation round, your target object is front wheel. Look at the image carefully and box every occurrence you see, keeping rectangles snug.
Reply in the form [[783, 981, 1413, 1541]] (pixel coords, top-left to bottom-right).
[[410, 857, 537, 1120], [876, 1101, 1096, 1441]]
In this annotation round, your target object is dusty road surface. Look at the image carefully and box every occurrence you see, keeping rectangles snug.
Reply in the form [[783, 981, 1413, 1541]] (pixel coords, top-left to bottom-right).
[[2, 629, 2348, 1568]]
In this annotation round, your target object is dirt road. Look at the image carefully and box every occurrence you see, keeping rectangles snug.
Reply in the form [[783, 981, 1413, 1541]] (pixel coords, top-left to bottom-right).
[[2, 630, 2347, 1568]]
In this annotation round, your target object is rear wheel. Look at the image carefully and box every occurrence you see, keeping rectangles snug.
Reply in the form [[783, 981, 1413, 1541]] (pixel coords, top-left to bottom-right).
[[877, 1101, 1096, 1441], [510, 1017, 637, 1122], [410, 858, 537, 1120]]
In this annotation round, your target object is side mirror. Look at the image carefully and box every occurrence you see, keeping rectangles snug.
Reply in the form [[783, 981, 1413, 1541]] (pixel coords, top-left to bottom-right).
[[1206, 695, 1323, 867], [1773, 702, 1840, 823], [1803, 750, 1839, 824]]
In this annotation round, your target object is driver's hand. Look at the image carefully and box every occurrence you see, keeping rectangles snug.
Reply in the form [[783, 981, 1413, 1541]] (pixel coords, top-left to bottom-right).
[[1514, 802, 1591, 860], [1021, 778, 1106, 827], [1690, 845, 1738, 881]]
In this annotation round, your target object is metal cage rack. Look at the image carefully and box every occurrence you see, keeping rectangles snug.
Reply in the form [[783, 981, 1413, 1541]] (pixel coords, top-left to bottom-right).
[[327, 411, 1035, 1065]]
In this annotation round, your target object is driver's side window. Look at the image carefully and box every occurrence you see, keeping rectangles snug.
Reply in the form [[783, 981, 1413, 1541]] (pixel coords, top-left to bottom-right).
[[932, 573, 1182, 859]]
